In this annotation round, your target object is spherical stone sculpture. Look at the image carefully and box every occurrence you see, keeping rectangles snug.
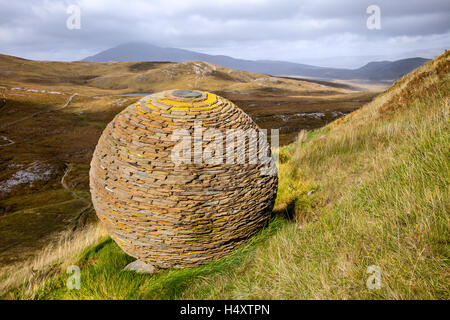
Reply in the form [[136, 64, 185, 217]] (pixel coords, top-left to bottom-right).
[[89, 89, 278, 269]]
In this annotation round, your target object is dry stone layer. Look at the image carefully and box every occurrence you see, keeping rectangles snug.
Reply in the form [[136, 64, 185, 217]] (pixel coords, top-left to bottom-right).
[[89, 89, 278, 269]]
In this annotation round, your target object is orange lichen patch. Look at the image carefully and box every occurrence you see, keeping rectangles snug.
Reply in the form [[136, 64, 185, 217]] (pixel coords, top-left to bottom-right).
[[158, 99, 192, 107], [145, 103, 160, 111], [193, 93, 217, 107], [170, 106, 190, 111], [190, 103, 218, 111], [119, 153, 133, 162], [157, 220, 174, 225]]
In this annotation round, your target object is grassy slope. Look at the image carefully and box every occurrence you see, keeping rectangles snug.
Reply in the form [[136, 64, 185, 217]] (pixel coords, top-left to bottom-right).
[[3, 52, 449, 300]]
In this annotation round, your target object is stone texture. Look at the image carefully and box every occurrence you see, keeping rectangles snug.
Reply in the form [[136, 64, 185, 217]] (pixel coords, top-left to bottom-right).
[[89, 89, 278, 269]]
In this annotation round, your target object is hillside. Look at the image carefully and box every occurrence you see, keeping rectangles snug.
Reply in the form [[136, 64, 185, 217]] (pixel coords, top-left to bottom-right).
[[0, 53, 377, 148], [0, 53, 327, 94], [1, 51, 447, 300], [84, 42, 431, 81]]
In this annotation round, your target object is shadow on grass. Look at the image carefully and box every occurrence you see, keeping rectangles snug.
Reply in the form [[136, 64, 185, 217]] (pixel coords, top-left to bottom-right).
[[280, 200, 297, 221], [33, 213, 289, 300]]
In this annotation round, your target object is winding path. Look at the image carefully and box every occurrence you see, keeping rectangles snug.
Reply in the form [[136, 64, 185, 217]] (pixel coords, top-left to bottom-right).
[[0, 93, 78, 130], [60, 163, 93, 231], [0, 93, 77, 147], [1, 92, 89, 229], [0, 136, 14, 146]]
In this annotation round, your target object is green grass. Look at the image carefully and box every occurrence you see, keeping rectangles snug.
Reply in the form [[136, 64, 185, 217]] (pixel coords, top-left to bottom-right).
[[2, 52, 449, 300], [6, 215, 287, 299]]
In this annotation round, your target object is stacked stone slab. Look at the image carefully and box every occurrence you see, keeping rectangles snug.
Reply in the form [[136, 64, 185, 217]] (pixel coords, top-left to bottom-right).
[[89, 89, 278, 269]]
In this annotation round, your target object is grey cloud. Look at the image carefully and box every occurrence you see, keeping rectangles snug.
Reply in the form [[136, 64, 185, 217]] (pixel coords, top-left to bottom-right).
[[0, 0, 448, 67]]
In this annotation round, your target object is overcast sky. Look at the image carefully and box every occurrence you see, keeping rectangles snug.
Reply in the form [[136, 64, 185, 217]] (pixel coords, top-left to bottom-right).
[[0, 0, 449, 68]]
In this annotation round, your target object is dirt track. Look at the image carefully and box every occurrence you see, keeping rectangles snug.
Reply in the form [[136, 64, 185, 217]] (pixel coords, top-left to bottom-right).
[[0, 93, 77, 130], [60, 163, 92, 231], [0, 92, 78, 147]]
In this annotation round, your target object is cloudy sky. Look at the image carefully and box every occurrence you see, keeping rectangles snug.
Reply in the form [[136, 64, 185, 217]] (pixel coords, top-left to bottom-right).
[[0, 0, 449, 68]]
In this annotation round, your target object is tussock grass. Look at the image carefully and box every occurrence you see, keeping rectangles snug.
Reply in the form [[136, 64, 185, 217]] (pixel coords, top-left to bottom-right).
[[2, 52, 449, 300], [4, 216, 286, 300], [0, 223, 107, 298]]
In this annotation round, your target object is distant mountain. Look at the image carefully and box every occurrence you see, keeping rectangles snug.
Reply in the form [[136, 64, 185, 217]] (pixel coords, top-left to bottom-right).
[[350, 58, 431, 81], [84, 42, 430, 81]]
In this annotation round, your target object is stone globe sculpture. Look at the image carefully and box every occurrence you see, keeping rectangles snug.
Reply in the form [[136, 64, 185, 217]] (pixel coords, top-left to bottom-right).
[[89, 89, 278, 270]]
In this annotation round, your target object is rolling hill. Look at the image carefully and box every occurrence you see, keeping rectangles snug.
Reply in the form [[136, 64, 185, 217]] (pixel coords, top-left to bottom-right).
[[0, 53, 347, 95], [84, 42, 431, 81]]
